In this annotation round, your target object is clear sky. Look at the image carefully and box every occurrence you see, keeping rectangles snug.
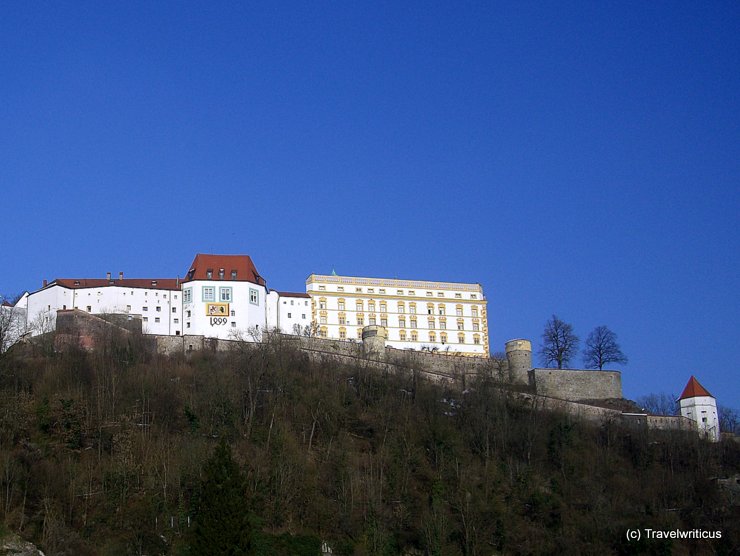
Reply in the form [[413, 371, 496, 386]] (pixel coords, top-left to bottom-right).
[[1, 2, 738, 407]]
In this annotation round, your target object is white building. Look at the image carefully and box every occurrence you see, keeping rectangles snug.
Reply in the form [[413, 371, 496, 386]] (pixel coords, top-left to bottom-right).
[[19, 254, 490, 357], [181, 254, 268, 340], [25, 275, 182, 336], [306, 273, 489, 356], [678, 375, 720, 442]]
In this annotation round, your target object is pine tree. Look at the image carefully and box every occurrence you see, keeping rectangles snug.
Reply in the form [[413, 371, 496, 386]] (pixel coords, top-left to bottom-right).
[[191, 439, 252, 555]]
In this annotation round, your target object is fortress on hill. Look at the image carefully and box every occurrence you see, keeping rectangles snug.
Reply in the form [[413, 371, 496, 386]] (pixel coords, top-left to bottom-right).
[[2, 253, 721, 442]]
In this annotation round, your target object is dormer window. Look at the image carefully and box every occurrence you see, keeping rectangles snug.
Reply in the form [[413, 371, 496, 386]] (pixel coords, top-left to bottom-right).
[[219, 268, 225, 280], [231, 270, 237, 280], [151, 280, 158, 286], [74, 280, 80, 286], [206, 269, 213, 279]]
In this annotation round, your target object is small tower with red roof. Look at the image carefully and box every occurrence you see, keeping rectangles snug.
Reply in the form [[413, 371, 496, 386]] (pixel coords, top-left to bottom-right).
[[678, 376, 720, 442]]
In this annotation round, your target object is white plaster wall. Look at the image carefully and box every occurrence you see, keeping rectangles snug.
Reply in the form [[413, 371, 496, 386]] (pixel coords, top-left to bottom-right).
[[182, 280, 267, 340], [680, 395, 720, 441]]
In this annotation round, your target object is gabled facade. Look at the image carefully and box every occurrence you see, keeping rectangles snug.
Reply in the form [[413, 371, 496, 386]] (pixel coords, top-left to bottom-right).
[[181, 254, 268, 340], [679, 376, 720, 442]]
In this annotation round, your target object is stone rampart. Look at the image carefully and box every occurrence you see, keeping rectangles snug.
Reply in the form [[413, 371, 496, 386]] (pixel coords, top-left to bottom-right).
[[529, 368, 622, 401]]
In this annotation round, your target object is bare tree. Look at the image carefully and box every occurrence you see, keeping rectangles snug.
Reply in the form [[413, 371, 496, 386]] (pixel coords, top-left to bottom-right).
[[636, 393, 677, 415], [582, 325, 628, 370], [538, 314, 578, 369], [718, 405, 739, 435]]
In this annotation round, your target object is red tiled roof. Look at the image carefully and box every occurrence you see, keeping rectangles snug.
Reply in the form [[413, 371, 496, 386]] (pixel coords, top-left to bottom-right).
[[276, 291, 311, 298], [183, 254, 265, 286], [53, 278, 181, 291], [678, 376, 714, 400]]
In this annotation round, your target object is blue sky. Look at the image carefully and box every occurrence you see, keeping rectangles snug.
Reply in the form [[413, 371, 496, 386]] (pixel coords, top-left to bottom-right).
[[1, 2, 738, 406]]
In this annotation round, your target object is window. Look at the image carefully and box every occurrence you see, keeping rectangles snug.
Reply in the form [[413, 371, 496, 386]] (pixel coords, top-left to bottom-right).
[[399, 330, 407, 341], [355, 287, 362, 293], [319, 327, 328, 338], [473, 322, 480, 331], [438, 305, 445, 315], [319, 285, 326, 291], [302, 314, 306, 319], [410, 317, 417, 329], [455, 293, 462, 299], [339, 315, 346, 325], [368, 301, 375, 312], [220, 287, 232, 302], [87, 306, 91, 312], [379, 301, 387, 313], [291, 300, 294, 305], [288, 313, 292, 318], [458, 333, 465, 344], [456, 305, 463, 316], [441, 332, 448, 344], [408, 290, 415, 296], [187, 310, 191, 318], [186, 322, 190, 328], [398, 316, 406, 328], [428, 318, 435, 329], [231, 270, 237, 279], [172, 307, 177, 313], [338, 286, 344, 292], [143, 306, 148, 312], [231, 321, 236, 327], [338, 299, 345, 310], [472, 306, 479, 317], [203, 287, 215, 302], [356, 300, 364, 311], [380, 317, 387, 327], [156, 306, 161, 312], [426, 291, 432, 297], [379, 289, 385, 294], [398, 302, 405, 313], [339, 328, 347, 339], [357, 315, 364, 326], [473, 334, 481, 345], [471, 294, 477, 299], [249, 288, 259, 305], [183, 288, 192, 303], [457, 319, 464, 330], [409, 303, 417, 314], [155, 317, 160, 323], [437, 292, 444, 297], [439, 318, 447, 330], [231, 310, 235, 316], [320, 315, 327, 324], [126, 305, 131, 311], [369, 316, 376, 325], [218, 268, 225, 280], [368, 288, 374, 294], [411, 330, 418, 342], [427, 303, 434, 314], [206, 269, 213, 279], [174, 318, 179, 324], [429, 332, 436, 343], [319, 298, 327, 310], [143, 316, 148, 322]]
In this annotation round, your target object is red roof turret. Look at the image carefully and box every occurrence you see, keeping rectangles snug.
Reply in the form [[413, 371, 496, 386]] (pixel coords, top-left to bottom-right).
[[678, 376, 714, 400]]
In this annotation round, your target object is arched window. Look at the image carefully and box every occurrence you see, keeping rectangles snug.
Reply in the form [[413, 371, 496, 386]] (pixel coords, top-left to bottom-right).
[[399, 330, 407, 341]]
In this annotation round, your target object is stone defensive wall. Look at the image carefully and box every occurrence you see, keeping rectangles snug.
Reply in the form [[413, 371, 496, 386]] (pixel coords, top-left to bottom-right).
[[528, 368, 622, 401]]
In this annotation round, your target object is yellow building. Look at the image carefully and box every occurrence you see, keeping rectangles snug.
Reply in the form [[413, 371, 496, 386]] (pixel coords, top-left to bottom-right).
[[306, 274, 489, 356]]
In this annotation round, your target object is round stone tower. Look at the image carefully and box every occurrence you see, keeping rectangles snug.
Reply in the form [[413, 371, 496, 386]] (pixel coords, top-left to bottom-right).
[[505, 338, 532, 385], [362, 325, 388, 360]]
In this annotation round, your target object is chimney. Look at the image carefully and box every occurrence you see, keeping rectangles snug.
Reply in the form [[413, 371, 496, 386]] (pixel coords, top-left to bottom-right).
[[43, 279, 48, 287], [106, 272, 111, 281], [119, 271, 124, 280]]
